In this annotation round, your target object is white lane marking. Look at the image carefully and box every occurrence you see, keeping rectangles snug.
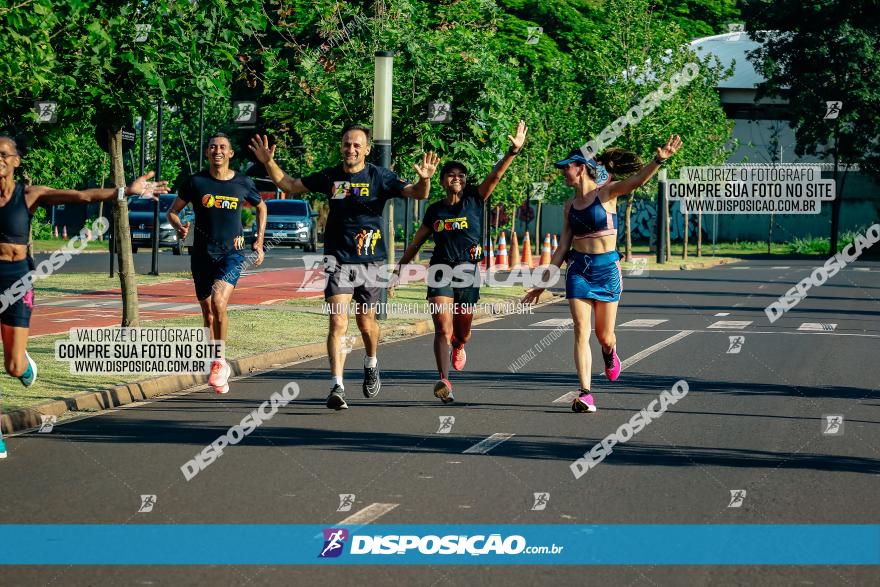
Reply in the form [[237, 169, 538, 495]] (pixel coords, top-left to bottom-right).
[[771, 266, 791, 269], [714, 312, 730, 316], [619, 330, 694, 369], [799, 322, 837, 332], [51, 318, 84, 322], [551, 330, 694, 403], [463, 433, 515, 454], [475, 327, 879, 338], [853, 267, 870, 272], [337, 503, 398, 525], [620, 319, 667, 328], [731, 267, 750, 270], [530, 318, 573, 327], [139, 302, 166, 308], [709, 320, 751, 329], [163, 303, 199, 312]]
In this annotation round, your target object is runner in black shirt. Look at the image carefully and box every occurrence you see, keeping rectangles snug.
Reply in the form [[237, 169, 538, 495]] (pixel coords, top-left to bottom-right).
[[167, 132, 267, 394], [0, 134, 168, 459], [249, 125, 438, 410], [393, 120, 528, 403]]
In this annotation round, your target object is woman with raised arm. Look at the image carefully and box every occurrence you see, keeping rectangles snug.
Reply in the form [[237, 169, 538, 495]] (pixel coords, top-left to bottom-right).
[[394, 121, 528, 403], [523, 135, 682, 413], [0, 134, 167, 458]]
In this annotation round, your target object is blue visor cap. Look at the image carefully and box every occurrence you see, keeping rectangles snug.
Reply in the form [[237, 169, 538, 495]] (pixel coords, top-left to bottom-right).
[[554, 148, 593, 169], [555, 148, 610, 186]]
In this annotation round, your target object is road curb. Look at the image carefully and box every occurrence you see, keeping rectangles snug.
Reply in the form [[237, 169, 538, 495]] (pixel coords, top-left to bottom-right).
[[1, 292, 556, 434]]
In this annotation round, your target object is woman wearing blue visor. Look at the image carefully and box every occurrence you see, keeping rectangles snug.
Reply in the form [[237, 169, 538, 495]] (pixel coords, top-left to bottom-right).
[[523, 135, 682, 413]]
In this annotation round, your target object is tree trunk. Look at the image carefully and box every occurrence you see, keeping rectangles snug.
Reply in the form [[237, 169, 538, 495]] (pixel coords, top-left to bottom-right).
[[697, 210, 702, 257], [624, 193, 634, 262], [665, 200, 671, 262], [387, 201, 395, 265], [109, 128, 139, 326], [535, 200, 542, 255], [682, 210, 689, 260]]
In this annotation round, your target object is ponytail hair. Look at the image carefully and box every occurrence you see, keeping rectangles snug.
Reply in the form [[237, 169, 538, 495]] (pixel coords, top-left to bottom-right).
[[597, 147, 642, 178]]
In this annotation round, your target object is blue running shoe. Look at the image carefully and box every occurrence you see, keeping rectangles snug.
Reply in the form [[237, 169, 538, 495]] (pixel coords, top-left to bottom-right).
[[20, 352, 37, 387], [0, 435, 7, 459]]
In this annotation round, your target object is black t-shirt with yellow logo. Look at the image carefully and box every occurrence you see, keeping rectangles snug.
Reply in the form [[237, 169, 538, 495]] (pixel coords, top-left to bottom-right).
[[422, 185, 484, 265], [178, 170, 263, 258], [302, 163, 408, 263]]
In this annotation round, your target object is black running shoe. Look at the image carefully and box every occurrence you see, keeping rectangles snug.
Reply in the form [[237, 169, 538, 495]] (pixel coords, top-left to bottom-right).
[[326, 385, 348, 410], [363, 366, 381, 398]]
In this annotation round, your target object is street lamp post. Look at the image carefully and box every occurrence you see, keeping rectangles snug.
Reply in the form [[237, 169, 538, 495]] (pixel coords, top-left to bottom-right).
[[374, 51, 394, 320]]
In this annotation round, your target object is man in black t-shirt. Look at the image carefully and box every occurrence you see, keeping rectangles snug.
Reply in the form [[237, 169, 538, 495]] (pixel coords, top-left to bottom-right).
[[249, 125, 437, 410], [168, 132, 267, 394]]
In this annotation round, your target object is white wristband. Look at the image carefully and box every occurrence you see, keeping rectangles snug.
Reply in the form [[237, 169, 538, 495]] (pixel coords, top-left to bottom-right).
[[117, 187, 125, 201]]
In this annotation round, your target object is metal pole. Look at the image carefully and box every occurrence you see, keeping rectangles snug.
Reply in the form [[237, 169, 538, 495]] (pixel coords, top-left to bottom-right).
[[151, 100, 162, 275], [139, 117, 146, 176], [374, 51, 394, 320], [198, 96, 205, 170], [656, 168, 667, 264]]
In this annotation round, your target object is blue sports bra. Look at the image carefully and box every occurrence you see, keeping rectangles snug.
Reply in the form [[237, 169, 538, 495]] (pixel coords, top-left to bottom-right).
[[568, 189, 618, 239], [0, 182, 32, 245]]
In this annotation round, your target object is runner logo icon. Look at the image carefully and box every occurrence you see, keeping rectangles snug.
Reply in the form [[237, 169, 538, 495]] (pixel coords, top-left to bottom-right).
[[319, 528, 349, 558]]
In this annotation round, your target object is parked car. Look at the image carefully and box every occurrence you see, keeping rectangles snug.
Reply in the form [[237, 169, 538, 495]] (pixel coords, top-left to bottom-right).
[[264, 199, 319, 251], [128, 194, 193, 255]]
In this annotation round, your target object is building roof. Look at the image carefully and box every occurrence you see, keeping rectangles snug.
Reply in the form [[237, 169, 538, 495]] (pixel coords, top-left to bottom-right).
[[690, 32, 765, 90]]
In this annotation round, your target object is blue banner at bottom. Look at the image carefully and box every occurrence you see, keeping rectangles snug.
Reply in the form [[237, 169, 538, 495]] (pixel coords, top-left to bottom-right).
[[0, 525, 877, 565]]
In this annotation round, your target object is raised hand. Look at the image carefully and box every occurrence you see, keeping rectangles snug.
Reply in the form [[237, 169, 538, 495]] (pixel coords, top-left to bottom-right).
[[657, 134, 682, 161], [248, 134, 277, 165], [508, 119, 528, 154], [414, 151, 440, 180], [127, 171, 169, 199]]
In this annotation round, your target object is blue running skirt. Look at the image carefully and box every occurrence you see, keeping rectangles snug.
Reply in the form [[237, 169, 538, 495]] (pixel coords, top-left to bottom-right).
[[565, 250, 622, 302]]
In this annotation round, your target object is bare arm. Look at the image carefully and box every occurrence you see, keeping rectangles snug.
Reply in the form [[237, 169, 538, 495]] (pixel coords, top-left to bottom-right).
[[248, 134, 310, 195], [400, 152, 439, 200], [478, 120, 528, 200], [522, 200, 571, 303], [166, 197, 190, 240], [396, 224, 433, 267], [608, 134, 682, 198], [251, 199, 268, 266], [27, 171, 168, 209]]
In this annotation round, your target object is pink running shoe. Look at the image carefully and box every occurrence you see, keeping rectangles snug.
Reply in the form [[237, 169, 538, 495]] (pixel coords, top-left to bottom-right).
[[209, 360, 231, 394], [571, 390, 596, 413], [433, 378, 455, 403], [450, 342, 467, 371], [603, 346, 621, 382]]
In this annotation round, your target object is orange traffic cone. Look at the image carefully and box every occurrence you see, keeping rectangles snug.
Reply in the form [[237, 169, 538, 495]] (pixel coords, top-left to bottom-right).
[[509, 231, 521, 268], [539, 233, 552, 266], [521, 232, 533, 267], [53, 225, 59, 238], [494, 232, 508, 270], [62, 226, 68, 240], [482, 236, 495, 271], [551, 234, 559, 255]]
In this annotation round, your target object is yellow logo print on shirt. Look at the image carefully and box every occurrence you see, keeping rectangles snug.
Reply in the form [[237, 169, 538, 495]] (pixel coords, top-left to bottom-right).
[[355, 228, 382, 255], [433, 217, 469, 232], [201, 194, 239, 210]]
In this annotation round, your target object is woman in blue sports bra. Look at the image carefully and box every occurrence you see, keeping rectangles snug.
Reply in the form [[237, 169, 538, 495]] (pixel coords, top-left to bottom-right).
[[0, 134, 167, 459], [524, 135, 682, 414]]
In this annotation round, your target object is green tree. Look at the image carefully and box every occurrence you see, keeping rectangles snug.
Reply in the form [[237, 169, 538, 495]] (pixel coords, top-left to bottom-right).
[[744, 0, 880, 254]]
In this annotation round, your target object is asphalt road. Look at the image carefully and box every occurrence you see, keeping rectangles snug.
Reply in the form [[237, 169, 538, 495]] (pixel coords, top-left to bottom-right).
[[2, 259, 879, 585]]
